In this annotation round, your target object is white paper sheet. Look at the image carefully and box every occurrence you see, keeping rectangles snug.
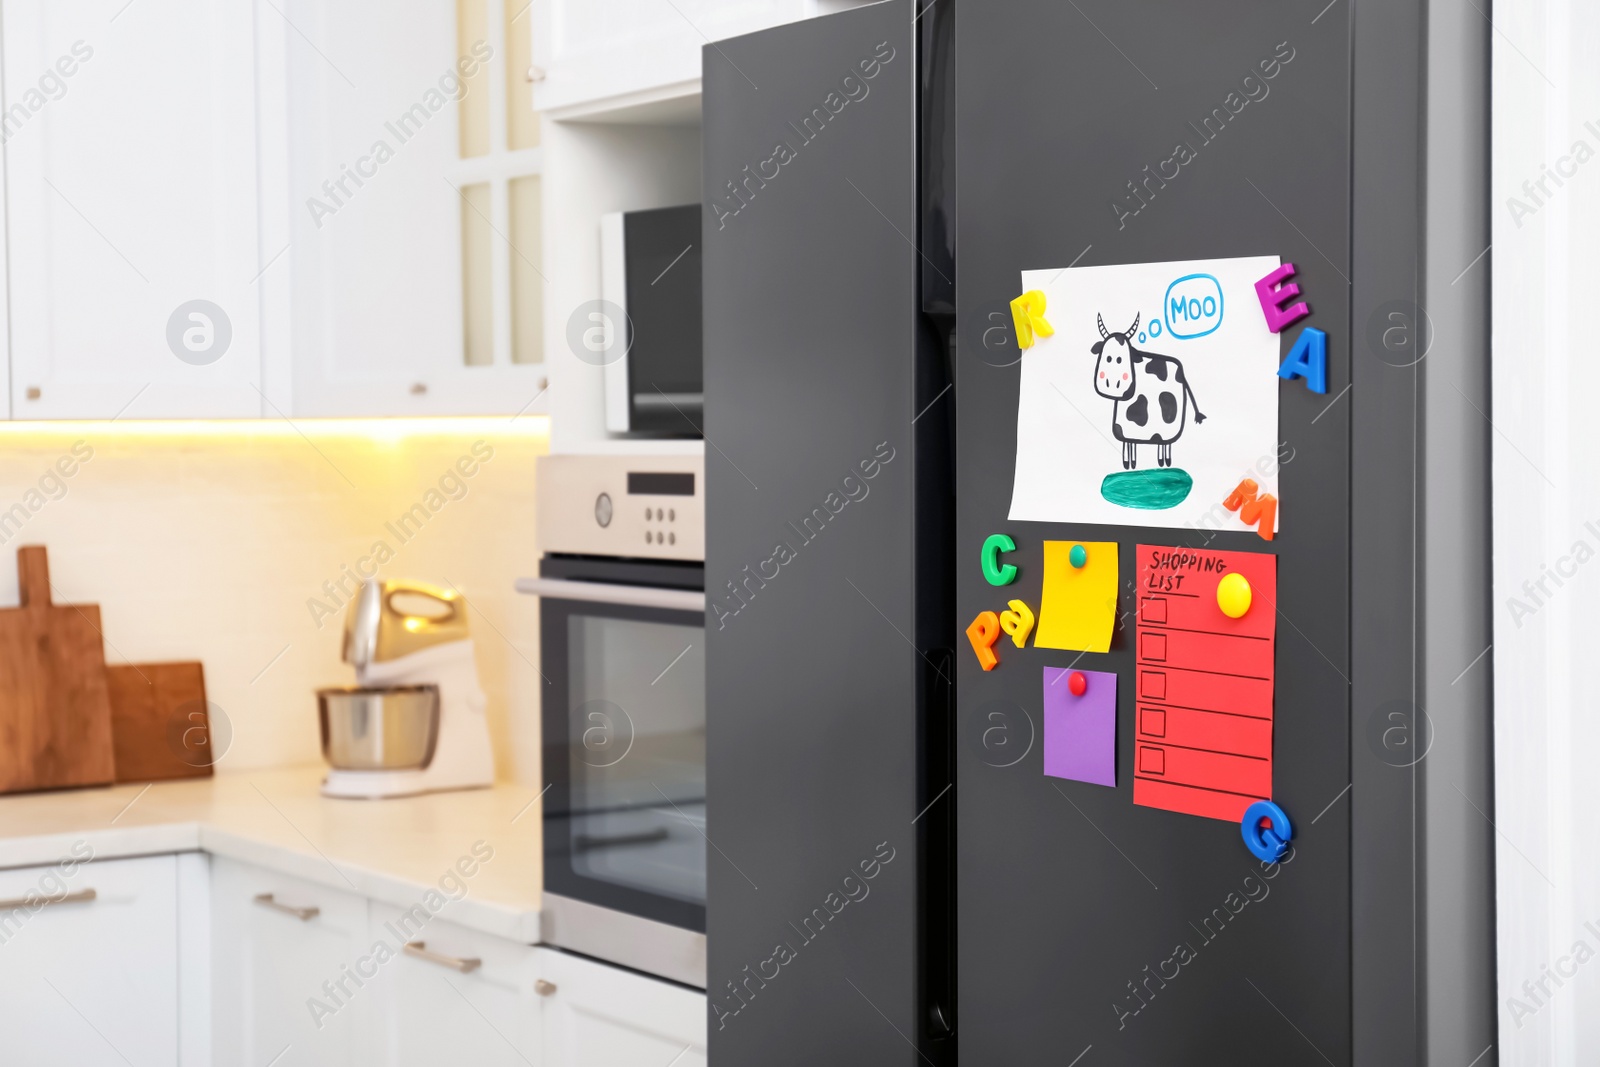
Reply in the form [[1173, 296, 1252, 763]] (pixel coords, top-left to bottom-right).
[[1009, 255, 1282, 533]]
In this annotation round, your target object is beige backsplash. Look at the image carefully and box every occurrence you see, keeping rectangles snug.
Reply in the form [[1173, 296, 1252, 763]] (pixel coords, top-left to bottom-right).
[[0, 418, 547, 783]]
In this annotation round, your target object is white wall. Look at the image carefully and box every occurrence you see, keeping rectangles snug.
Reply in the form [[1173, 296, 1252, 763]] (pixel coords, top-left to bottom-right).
[[0, 419, 547, 783], [1492, 2, 1600, 1061]]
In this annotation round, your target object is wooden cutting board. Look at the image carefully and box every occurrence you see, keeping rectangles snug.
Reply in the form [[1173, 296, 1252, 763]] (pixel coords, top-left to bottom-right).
[[0, 546, 115, 792], [107, 661, 214, 782]]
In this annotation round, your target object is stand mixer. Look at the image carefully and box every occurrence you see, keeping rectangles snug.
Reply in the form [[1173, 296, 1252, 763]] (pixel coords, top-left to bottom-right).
[[317, 578, 495, 799]]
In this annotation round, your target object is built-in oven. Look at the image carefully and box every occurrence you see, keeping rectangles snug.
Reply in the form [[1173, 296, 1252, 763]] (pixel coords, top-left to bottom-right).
[[519, 454, 707, 989]]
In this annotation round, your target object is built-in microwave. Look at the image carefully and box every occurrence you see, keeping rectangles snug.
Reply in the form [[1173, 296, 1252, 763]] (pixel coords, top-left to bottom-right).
[[519, 454, 707, 989], [599, 205, 702, 438]]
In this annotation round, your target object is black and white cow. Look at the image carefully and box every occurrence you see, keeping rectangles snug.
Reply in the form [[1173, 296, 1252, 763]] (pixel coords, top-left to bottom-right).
[[1091, 312, 1205, 469]]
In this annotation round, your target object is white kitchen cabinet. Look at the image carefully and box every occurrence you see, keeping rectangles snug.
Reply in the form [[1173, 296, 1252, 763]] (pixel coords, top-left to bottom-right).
[[0, 845, 707, 1065], [267, 0, 546, 417], [529, 0, 875, 120], [369, 903, 542, 1065], [536, 946, 707, 1066], [1, 0, 264, 419], [0, 0, 548, 421], [211, 858, 371, 1067], [0, 853, 180, 1065], [530, 0, 792, 119]]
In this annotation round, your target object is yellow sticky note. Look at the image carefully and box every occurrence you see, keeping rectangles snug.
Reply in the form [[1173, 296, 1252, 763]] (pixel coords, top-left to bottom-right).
[[1036, 541, 1118, 652]]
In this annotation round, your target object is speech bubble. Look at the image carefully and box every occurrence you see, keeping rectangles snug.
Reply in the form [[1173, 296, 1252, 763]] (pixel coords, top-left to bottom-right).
[[1164, 273, 1224, 339]]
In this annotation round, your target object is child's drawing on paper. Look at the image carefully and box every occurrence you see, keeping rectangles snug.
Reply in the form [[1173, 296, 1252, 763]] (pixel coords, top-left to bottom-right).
[[1091, 311, 1206, 470], [1010, 256, 1281, 531]]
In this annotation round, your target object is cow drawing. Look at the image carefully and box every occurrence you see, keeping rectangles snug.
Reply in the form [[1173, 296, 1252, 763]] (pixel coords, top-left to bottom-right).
[[1092, 312, 1205, 469]]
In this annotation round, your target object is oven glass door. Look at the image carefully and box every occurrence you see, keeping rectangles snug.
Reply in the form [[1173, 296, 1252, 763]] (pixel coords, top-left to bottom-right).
[[541, 576, 705, 933]]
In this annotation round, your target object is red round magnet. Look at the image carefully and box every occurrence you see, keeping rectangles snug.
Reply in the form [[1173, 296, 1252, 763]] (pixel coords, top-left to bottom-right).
[[1068, 671, 1087, 696]]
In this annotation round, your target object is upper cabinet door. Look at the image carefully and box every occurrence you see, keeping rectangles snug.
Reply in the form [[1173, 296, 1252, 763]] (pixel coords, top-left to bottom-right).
[[2, 0, 264, 419], [275, 0, 545, 417], [529, 0, 811, 117]]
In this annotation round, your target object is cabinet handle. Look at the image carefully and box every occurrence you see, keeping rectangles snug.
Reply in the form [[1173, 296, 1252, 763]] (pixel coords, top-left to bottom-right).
[[253, 893, 320, 921], [24, 386, 39, 400], [0, 888, 94, 911], [410, 382, 428, 395], [527, 65, 546, 83], [404, 941, 481, 973], [534, 979, 557, 996]]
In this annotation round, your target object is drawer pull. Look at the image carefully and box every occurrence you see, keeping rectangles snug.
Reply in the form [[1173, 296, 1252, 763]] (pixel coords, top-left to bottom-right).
[[534, 979, 557, 997], [253, 893, 320, 921], [0, 888, 95, 911], [404, 941, 481, 973]]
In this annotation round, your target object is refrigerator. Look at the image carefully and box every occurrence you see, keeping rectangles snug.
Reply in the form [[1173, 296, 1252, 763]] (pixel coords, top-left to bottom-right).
[[704, 1, 1497, 1063]]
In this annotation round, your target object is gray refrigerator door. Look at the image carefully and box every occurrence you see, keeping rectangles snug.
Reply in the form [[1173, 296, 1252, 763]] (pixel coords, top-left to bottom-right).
[[955, 3, 1354, 1064], [704, 2, 952, 1065]]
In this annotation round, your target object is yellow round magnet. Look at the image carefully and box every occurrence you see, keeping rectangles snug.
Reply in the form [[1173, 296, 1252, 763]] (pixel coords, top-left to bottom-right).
[[1217, 572, 1252, 618]]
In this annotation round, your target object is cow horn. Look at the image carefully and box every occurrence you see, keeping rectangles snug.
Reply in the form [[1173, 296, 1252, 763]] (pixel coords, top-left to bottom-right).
[[1096, 314, 1110, 340], [1126, 313, 1140, 338]]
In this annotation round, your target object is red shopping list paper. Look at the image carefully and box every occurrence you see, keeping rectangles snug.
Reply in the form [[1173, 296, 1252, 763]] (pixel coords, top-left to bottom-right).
[[1133, 545, 1277, 822]]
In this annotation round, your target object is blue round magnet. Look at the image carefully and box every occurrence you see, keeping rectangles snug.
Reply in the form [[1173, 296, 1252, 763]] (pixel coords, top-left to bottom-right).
[[1241, 800, 1292, 863]]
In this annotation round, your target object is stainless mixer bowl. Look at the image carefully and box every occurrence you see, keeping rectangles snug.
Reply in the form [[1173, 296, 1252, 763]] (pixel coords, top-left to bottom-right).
[[317, 685, 440, 770]]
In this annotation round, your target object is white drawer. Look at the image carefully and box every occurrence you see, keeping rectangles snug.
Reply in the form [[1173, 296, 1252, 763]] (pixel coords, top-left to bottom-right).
[[536, 945, 706, 1066], [211, 857, 371, 1067], [369, 904, 541, 1065], [0, 852, 179, 1066]]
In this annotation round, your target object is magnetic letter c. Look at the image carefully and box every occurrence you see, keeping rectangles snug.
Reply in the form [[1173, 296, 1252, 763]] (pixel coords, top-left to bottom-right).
[[981, 533, 1017, 586]]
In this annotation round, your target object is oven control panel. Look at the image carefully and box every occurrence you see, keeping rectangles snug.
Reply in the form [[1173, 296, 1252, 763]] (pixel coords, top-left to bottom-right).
[[537, 453, 705, 562]]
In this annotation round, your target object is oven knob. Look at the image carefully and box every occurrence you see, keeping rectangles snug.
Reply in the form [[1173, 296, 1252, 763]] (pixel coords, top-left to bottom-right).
[[595, 493, 613, 528]]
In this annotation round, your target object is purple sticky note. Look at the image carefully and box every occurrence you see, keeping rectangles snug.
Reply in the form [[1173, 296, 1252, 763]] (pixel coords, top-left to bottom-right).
[[1043, 667, 1117, 787]]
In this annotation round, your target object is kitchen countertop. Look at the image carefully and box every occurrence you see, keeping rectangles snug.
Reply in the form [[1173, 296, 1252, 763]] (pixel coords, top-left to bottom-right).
[[0, 766, 543, 943]]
